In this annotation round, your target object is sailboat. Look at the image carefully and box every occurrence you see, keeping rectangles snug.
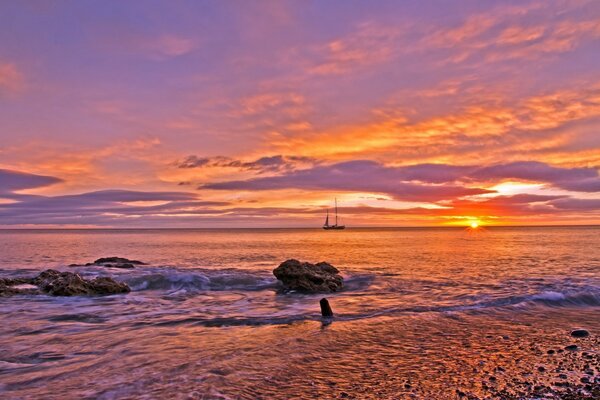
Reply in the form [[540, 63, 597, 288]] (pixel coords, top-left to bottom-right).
[[323, 198, 345, 230]]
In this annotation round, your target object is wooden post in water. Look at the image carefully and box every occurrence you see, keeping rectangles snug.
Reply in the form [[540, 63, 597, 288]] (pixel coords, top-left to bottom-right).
[[320, 298, 333, 317]]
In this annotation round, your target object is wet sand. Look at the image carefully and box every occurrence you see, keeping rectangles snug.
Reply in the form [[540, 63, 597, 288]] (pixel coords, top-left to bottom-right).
[[3, 303, 597, 399]]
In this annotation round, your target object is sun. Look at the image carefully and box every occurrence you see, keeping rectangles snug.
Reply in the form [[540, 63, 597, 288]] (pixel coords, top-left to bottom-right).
[[470, 221, 479, 229]]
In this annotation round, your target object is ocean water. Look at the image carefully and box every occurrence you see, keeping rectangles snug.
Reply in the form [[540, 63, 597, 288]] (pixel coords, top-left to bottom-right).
[[0, 227, 599, 399]]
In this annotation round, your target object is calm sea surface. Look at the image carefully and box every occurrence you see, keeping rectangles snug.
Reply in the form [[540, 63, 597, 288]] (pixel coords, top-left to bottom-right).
[[1, 227, 599, 399]]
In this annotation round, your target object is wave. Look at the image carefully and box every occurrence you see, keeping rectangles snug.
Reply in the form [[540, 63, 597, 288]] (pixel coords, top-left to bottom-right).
[[124, 268, 278, 293], [528, 289, 600, 307], [123, 286, 600, 328], [65, 264, 376, 294], [391, 287, 600, 315]]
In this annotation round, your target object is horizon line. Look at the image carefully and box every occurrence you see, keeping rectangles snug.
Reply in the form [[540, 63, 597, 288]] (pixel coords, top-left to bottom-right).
[[1, 224, 599, 231]]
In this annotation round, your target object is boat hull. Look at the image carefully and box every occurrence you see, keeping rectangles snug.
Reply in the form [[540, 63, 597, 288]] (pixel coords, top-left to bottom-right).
[[323, 225, 345, 230]]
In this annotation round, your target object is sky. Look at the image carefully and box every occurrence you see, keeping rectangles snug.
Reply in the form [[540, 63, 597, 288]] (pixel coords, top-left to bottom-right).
[[0, 0, 599, 228]]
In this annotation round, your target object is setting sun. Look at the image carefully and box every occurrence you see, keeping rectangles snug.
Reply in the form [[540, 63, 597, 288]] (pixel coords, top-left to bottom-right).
[[470, 221, 479, 229]]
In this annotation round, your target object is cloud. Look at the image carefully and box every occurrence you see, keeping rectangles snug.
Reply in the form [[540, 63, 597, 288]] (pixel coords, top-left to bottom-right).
[[0, 169, 62, 196], [202, 160, 494, 202], [237, 92, 306, 116], [201, 159, 600, 201], [549, 197, 600, 211], [151, 34, 197, 57], [472, 161, 600, 192], [175, 154, 318, 174], [270, 84, 600, 162], [0, 62, 24, 94], [309, 22, 404, 75], [0, 188, 229, 226], [422, 3, 600, 65]]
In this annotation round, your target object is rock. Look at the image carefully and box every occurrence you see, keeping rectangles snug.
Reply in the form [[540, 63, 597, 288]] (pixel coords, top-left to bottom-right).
[[564, 345, 578, 351], [71, 257, 146, 269], [2, 270, 128, 296], [32, 269, 130, 296], [102, 263, 135, 269], [273, 259, 343, 293], [93, 257, 146, 265], [0, 278, 40, 296], [570, 329, 589, 338], [1, 277, 39, 295]]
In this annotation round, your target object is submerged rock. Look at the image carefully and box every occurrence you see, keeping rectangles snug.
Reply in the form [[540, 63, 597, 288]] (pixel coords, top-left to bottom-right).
[[0, 278, 41, 296], [273, 259, 343, 293], [0, 270, 130, 296], [71, 256, 146, 269], [93, 257, 146, 265]]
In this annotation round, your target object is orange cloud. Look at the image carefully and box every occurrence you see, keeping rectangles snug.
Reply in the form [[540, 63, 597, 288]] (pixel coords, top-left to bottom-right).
[[267, 84, 600, 165]]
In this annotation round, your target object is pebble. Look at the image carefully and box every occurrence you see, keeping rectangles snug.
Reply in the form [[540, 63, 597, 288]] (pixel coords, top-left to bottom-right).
[[570, 329, 589, 338]]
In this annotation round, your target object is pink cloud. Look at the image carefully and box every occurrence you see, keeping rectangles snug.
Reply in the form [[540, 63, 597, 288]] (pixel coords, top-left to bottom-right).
[[0, 62, 24, 94]]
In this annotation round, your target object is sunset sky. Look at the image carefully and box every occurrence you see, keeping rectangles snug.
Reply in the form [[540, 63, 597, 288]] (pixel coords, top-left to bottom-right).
[[1, 0, 599, 228]]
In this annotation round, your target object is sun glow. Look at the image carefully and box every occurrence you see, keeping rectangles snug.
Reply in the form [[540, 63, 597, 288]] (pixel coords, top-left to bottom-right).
[[470, 221, 479, 229]]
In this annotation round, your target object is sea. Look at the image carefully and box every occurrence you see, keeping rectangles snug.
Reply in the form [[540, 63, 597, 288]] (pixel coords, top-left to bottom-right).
[[0, 227, 599, 399]]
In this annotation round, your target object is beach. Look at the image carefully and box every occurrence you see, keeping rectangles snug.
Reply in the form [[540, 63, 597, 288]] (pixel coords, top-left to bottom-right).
[[0, 227, 599, 399]]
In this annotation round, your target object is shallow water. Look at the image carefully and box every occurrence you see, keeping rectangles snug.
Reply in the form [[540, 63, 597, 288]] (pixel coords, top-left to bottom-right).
[[0, 227, 599, 399]]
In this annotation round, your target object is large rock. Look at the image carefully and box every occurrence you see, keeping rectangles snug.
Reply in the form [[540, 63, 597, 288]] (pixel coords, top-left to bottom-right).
[[33, 270, 130, 296], [0, 270, 130, 296], [273, 259, 343, 293]]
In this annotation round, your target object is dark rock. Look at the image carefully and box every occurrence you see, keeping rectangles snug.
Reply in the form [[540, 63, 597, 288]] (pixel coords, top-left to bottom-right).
[[2, 270, 129, 296], [273, 259, 343, 293], [564, 345, 578, 351], [0, 277, 40, 296], [94, 257, 146, 265], [570, 329, 589, 338], [33, 269, 130, 296], [71, 257, 146, 269], [102, 263, 135, 269]]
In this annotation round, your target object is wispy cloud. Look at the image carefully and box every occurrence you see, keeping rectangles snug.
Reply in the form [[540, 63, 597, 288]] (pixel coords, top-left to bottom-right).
[[147, 34, 197, 58], [309, 22, 405, 75], [0, 62, 24, 95]]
